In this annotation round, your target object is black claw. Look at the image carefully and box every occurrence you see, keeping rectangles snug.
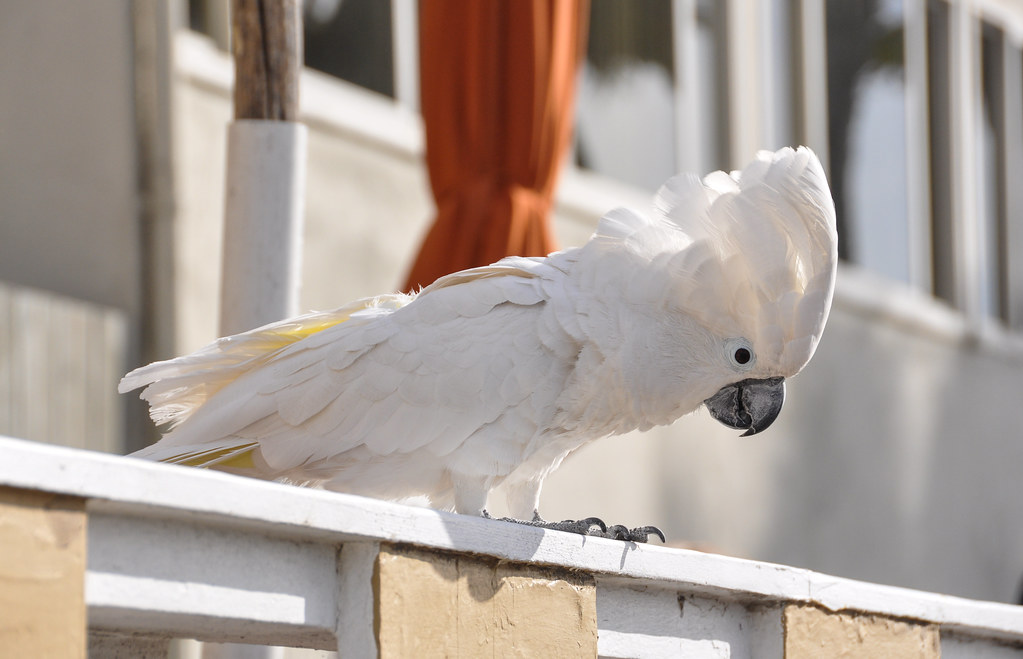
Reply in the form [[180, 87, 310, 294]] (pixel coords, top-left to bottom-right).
[[604, 524, 630, 540], [588, 523, 666, 543], [628, 525, 666, 544], [485, 511, 663, 543], [577, 516, 607, 533]]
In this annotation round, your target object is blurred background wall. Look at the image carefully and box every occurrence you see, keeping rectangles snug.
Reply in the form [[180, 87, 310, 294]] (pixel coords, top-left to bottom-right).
[[1, 0, 1022, 611]]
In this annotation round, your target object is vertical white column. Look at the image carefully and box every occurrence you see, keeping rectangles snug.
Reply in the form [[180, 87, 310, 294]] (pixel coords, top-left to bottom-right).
[[1002, 37, 1023, 328], [904, 0, 935, 293], [336, 542, 381, 657], [392, 0, 420, 112], [724, 0, 764, 166], [949, 2, 983, 325], [672, 0, 702, 174], [796, 0, 830, 170], [219, 120, 307, 336]]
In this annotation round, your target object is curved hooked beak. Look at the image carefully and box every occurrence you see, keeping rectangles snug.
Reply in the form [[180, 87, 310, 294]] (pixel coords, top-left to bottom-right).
[[704, 377, 786, 437]]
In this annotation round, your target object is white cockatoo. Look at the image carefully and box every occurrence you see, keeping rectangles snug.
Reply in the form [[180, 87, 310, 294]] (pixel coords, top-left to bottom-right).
[[121, 146, 837, 542]]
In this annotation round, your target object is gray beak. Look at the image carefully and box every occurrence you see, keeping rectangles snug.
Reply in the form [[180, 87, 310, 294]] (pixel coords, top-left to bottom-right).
[[704, 377, 785, 437]]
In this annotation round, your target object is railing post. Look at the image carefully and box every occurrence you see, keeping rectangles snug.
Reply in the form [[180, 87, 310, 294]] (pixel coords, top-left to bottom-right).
[[336, 542, 381, 657]]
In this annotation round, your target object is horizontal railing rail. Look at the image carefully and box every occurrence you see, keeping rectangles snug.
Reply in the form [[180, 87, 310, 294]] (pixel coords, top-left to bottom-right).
[[1, 435, 1021, 657]]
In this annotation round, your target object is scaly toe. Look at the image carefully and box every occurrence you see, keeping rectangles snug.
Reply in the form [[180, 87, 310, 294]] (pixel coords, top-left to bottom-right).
[[591, 523, 666, 543], [544, 516, 607, 535], [626, 525, 666, 543], [488, 512, 662, 543]]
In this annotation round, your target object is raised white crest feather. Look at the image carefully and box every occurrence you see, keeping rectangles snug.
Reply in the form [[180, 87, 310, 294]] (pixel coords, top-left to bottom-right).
[[593, 146, 837, 375]]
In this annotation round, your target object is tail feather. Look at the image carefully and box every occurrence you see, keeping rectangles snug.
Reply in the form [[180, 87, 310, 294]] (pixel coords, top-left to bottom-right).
[[120, 294, 413, 429], [130, 439, 261, 468]]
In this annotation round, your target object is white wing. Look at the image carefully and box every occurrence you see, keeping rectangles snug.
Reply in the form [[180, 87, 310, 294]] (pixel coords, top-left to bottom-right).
[[119, 295, 411, 429], [123, 256, 579, 492]]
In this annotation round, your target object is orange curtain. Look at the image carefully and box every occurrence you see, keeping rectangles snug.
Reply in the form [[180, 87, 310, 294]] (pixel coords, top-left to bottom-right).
[[402, 0, 589, 292]]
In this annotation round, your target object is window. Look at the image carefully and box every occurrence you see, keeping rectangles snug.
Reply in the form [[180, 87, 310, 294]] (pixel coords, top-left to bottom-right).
[[926, 0, 1023, 329], [304, 0, 394, 98], [186, 0, 415, 104], [574, 0, 808, 191], [574, 0, 679, 191], [827, 0, 910, 281]]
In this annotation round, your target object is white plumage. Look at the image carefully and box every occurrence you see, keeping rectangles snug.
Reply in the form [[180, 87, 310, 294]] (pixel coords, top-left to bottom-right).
[[121, 146, 837, 523]]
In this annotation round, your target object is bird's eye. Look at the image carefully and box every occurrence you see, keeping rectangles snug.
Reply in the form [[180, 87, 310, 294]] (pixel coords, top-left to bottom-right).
[[725, 338, 755, 370]]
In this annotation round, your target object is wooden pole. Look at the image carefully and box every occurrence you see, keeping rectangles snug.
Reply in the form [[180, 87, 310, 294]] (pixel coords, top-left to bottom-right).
[[219, 0, 307, 338], [231, 0, 301, 121]]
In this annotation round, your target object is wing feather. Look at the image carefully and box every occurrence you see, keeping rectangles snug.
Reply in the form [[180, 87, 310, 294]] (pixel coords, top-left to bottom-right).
[[124, 258, 575, 492], [119, 296, 410, 428]]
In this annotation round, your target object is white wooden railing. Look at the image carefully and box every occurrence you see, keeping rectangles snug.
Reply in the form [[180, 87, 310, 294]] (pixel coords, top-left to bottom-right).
[[1, 435, 1021, 658]]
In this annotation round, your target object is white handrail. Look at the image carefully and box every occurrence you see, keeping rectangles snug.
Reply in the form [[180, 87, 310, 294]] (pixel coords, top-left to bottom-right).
[[2, 436, 1021, 656]]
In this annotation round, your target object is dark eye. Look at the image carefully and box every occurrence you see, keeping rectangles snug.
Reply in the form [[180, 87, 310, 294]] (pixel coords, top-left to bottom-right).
[[725, 338, 756, 370]]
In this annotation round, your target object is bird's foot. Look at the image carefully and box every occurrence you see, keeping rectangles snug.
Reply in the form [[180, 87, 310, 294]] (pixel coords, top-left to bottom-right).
[[598, 524, 666, 543], [483, 510, 665, 543]]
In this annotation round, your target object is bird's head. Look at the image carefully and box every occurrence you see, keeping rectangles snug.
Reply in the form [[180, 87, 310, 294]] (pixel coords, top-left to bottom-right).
[[587, 147, 837, 435]]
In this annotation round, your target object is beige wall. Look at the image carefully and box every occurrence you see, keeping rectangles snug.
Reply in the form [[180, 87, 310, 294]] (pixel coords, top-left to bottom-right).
[[0, 3, 143, 452], [0, 3, 141, 316]]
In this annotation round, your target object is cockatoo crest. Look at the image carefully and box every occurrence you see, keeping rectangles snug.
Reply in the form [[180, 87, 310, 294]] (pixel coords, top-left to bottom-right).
[[592, 146, 836, 377]]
